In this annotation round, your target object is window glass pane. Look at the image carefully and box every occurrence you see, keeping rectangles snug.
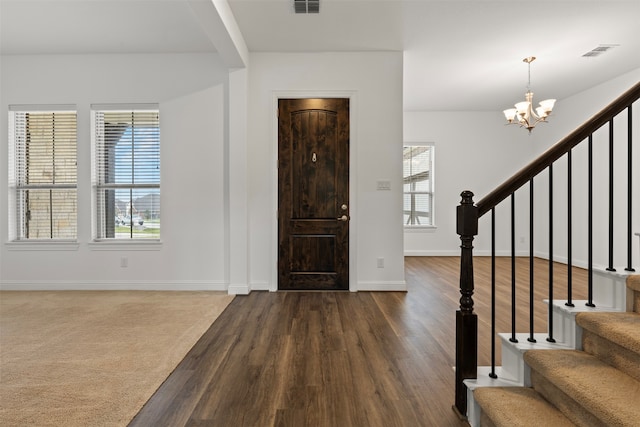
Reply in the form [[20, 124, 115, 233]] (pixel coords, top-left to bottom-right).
[[404, 193, 431, 226], [403, 145, 434, 227], [21, 188, 77, 239], [414, 179, 431, 192], [9, 109, 77, 240], [93, 108, 160, 240], [113, 189, 160, 240]]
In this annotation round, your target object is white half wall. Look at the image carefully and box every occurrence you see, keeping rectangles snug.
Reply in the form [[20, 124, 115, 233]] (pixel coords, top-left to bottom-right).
[[247, 52, 405, 291]]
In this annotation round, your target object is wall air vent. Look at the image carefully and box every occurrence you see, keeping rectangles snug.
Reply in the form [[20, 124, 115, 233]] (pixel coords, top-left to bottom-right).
[[582, 44, 619, 58], [294, 0, 319, 14]]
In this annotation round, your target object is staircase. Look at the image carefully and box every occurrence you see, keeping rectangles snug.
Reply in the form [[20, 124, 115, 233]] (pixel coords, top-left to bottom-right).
[[454, 81, 640, 426], [470, 275, 640, 426]]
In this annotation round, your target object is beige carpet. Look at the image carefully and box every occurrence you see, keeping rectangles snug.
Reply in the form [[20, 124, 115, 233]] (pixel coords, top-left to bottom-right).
[[0, 291, 234, 427]]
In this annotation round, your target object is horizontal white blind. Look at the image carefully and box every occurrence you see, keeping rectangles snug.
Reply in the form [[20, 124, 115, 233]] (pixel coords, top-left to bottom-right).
[[10, 110, 77, 240], [403, 146, 431, 187], [94, 108, 160, 240], [403, 145, 433, 226]]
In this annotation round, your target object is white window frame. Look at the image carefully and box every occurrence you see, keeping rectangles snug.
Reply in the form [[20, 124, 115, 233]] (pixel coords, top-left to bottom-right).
[[8, 105, 78, 242], [403, 143, 435, 229], [91, 104, 160, 242]]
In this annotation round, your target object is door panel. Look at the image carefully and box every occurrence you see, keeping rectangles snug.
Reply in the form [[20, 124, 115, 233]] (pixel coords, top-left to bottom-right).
[[278, 98, 349, 290]]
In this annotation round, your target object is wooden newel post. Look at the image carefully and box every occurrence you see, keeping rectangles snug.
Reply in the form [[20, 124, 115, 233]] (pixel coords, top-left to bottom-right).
[[454, 190, 478, 419]]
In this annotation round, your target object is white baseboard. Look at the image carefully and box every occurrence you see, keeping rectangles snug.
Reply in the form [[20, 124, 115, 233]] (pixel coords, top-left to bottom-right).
[[404, 250, 529, 257], [224, 281, 407, 293], [249, 281, 271, 292], [228, 283, 251, 295], [0, 280, 227, 291], [356, 281, 407, 291], [534, 251, 614, 272], [404, 250, 459, 256]]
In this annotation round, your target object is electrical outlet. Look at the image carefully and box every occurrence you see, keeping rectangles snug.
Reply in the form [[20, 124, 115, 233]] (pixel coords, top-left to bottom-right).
[[377, 257, 384, 268], [120, 257, 128, 268]]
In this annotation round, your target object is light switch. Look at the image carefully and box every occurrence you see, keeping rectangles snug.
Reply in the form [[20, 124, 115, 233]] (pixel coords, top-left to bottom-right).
[[377, 180, 391, 191]]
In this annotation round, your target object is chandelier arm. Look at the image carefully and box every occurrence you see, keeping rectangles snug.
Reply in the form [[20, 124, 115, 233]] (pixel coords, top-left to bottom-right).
[[530, 104, 541, 120]]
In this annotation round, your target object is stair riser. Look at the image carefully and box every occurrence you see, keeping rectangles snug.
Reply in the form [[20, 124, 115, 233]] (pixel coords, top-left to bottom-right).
[[592, 269, 627, 309], [498, 338, 528, 384], [550, 303, 581, 348], [497, 333, 575, 385], [630, 287, 639, 312], [530, 370, 607, 427], [582, 329, 640, 382]]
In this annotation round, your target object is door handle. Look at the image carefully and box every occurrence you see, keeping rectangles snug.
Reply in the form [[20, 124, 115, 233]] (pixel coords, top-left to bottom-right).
[[337, 215, 349, 221]]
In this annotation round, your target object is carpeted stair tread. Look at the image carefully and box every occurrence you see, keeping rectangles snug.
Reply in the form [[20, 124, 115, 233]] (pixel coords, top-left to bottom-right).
[[524, 349, 640, 425], [580, 328, 640, 382], [474, 387, 575, 427], [576, 311, 640, 354]]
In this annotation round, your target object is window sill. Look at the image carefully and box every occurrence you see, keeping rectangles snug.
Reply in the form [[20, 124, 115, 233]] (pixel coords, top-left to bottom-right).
[[88, 240, 162, 251], [5, 241, 80, 251], [404, 225, 437, 233]]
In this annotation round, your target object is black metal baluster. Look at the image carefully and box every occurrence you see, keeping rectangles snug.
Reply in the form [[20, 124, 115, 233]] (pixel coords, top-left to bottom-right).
[[587, 135, 595, 307], [566, 150, 574, 307], [547, 164, 556, 343], [607, 119, 616, 272], [490, 208, 497, 378], [626, 105, 635, 272], [528, 178, 536, 343], [510, 193, 518, 343]]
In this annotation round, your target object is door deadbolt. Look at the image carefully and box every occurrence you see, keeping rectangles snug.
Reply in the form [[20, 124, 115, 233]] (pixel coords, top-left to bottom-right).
[[341, 204, 348, 211]]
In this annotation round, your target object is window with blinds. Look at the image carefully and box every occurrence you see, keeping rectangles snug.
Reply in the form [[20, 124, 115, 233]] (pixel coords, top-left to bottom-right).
[[403, 145, 434, 227], [92, 105, 160, 240], [8, 107, 77, 240]]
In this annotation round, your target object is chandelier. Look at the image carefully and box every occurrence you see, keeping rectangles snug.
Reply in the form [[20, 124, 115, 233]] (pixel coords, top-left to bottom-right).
[[503, 57, 556, 132]]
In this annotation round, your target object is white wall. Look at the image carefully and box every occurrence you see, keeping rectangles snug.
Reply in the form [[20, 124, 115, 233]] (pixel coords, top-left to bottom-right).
[[531, 68, 640, 270], [403, 111, 539, 256], [246, 52, 405, 291], [404, 69, 640, 271], [0, 53, 230, 289], [1, 51, 406, 292]]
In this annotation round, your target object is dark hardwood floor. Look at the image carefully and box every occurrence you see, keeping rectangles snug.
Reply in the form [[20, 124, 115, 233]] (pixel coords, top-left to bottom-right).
[[130, 257, 588, 427]]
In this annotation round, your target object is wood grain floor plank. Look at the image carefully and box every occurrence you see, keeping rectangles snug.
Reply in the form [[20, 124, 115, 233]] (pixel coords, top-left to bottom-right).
[[131, 256, 587, 426]]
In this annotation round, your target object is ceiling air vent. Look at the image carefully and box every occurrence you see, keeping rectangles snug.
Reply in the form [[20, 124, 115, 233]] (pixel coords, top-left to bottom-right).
[[582, 44, 619, 58], [294, 0, 319, 14]]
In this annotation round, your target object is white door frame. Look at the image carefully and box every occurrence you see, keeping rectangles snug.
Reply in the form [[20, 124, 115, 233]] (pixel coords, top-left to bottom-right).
[[270, 90, 358, 292]]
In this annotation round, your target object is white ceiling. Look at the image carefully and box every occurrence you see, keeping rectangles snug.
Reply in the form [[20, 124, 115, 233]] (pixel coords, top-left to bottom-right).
[[1, 0, 639, 111]]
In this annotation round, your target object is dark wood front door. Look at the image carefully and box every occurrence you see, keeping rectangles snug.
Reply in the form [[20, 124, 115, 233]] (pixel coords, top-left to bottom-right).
[[278, 98, 349, 290]]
